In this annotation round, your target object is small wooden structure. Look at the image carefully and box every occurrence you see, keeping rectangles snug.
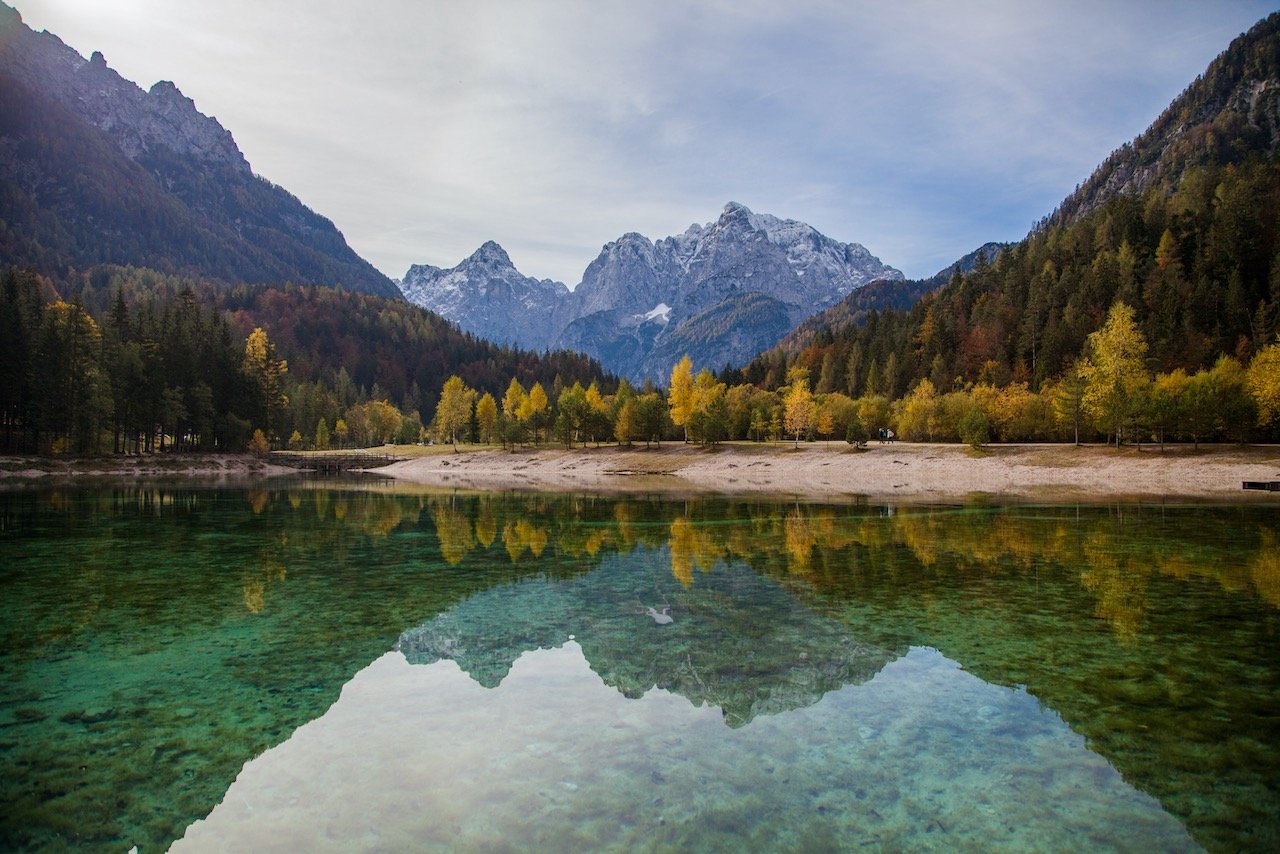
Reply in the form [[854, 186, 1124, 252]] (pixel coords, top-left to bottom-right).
[[1242, 481, 1280, 492], [271, 452, 403, 475]]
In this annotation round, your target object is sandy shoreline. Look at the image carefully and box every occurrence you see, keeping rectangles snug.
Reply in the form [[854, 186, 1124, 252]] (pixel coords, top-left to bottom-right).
[[3, 444, 1278, 502], [381, 442, 1280, 502]]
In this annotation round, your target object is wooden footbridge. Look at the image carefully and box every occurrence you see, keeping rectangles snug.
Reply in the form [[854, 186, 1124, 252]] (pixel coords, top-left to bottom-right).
[[271, 452, 406, 475]]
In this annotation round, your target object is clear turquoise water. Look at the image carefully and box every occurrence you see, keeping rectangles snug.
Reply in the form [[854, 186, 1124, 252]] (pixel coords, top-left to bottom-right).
[[1, 486, 1278, 851]]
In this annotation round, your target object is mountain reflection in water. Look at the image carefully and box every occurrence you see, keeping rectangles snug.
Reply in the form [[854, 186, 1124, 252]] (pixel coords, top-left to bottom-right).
[[1, 487, 1277, 852], [397, 551, 900, 725], [176, 640, 1197, 852]]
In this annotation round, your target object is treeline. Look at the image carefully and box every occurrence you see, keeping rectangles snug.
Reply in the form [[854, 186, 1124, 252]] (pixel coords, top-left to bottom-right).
[[431, 312, 1280, 449], [1, 266, 615, 455], [1, 268, 265, 454], [430, 373, 672, 450]]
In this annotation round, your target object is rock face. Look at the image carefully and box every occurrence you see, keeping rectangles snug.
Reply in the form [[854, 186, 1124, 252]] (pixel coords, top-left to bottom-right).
[[399, 242, 570, 351], [0, 2, 399, 297], [1, 29, 249, 170], [400, 202, 902, 381]]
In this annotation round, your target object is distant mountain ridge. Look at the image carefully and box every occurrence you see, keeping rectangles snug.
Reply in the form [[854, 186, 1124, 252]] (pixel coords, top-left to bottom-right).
[[399, 241, 571, 352], [400, 202, 903, 381], [0, 2, 399, 298]]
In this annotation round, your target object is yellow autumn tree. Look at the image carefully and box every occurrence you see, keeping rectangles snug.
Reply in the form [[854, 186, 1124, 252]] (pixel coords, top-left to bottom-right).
[[614, 397, 636, 446], [668, 355, 695, 441], [1081, 302, 1149, 446], [434, 376, 475, 449], [502, 378, 527, 447], [1248, 337, 1280, 427], [520, 382, 549, 443], [783, 368, 816, 447], [476, 392, 498, 444], [895, 378, 937, 441]]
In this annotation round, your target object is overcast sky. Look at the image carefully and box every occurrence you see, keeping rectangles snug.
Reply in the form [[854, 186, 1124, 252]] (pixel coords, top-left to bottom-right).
[[17, 0, 1280, 285]]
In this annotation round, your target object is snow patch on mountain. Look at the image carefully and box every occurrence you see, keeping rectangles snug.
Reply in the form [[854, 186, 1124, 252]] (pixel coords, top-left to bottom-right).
[[642, 303, 672, 323]]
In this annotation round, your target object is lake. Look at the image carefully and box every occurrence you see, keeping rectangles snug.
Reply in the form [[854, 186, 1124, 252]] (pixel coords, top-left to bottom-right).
[[1, 484, 1277, 851]]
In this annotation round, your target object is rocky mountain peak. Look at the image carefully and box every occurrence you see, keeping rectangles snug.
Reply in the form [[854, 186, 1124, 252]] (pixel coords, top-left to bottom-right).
[[0, 7, 248, 171], [464, 240, 515, 269], [402, 203, 903, 380], [708, 201, 767, 243], [613, 231, 654, 249], [558, 204, 904, 380], [398, 245, 569, 351], [148, 79, 185, 100]]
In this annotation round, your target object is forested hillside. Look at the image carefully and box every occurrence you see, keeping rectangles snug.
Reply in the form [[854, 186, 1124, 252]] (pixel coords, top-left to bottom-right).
[[1048, 11, 1280, 228], [743, 157, 1278, 396], [1, 266, 612, 455]]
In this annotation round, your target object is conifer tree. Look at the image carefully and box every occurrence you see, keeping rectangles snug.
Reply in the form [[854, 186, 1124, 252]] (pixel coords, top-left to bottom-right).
[[242, 327, 288, 443]]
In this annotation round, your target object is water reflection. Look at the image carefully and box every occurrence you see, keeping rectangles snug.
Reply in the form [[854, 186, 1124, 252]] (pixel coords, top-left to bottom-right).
[[1, 486, 1277, 852], [374, 491, 1280, 640], [397, 552, 899, 725], [176, 643, 1196, 852]]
